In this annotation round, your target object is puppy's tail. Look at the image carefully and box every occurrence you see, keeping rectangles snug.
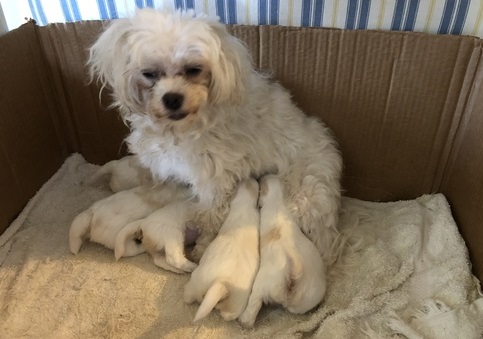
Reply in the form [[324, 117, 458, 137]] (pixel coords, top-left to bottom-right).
[[84, 160, 116, 186], [193, 282, 229, 322], [69, 209, 94, 254], [114, 220, 143, 260]]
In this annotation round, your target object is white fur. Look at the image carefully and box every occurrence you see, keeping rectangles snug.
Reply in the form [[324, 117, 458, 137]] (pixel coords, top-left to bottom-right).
[[239, 175, 326, 328], [84, 155, 150, 192], [88, 8, 342, 265], [69, 182, 189, 256], [184, 179, 260, 322], [115, 200, 197, 274]]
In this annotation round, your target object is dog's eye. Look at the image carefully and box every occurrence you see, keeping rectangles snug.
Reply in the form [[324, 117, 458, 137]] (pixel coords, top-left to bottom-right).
[[142, 71, 159, 80], [185, 67, 202, 77]]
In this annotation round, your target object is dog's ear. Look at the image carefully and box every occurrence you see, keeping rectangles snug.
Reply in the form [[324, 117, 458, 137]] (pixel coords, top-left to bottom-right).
[[87, 19, 132, 93], [207, 21, 252, 105]]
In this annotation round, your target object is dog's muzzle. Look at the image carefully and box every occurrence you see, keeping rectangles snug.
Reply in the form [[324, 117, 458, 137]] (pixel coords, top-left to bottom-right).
[[162, 92, 188, 120]]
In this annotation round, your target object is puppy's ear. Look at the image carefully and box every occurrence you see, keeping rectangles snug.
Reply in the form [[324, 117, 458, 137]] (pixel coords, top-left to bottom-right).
[[207, 21, 252, 105]]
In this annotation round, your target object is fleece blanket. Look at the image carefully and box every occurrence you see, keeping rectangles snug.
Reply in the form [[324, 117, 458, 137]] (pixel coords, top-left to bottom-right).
[[0, 154, 481, 339]]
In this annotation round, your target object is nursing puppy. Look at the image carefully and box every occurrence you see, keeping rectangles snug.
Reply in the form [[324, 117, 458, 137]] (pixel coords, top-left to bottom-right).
[[85, 155, 150, 192], [114, 200, 197, 274], [69, 182, 189, 256], [184, 179, 260, 322], [239, 175, 326, 328], [88, 9, 342, 269]]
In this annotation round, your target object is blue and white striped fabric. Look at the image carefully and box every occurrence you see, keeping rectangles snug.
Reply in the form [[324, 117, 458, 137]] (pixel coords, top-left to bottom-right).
[[2, 0, 483, 38]]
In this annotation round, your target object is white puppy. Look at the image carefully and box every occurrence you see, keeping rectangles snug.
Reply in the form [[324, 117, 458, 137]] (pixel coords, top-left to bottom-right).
[[184, 179, 260, 322], [239, 175, 326, 328], [88, 9, 342, 266], [69, 182, 189, 256], [84, 155, 149, 192], [114, 200, 197, 273]]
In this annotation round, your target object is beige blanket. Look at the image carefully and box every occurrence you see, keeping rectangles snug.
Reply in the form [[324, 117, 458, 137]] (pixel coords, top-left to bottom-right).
[[0, 154, 481, 338]]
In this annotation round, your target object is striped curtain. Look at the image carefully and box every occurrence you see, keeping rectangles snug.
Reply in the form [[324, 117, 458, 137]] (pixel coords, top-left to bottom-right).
[[2, 0, 482, 38]]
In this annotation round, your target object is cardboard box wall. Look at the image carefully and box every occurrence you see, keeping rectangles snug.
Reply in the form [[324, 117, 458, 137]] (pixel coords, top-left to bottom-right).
[[1, 21, 482, 280]]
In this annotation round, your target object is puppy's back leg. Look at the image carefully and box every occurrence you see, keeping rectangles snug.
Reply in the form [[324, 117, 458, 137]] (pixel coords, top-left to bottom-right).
[[84, 160, 115, 186], [69, 209, 94, 254], [114, 220, 142, 260], [152, 254, 185, 274], [238, 284, 264, 328], [184, 280, 200, 305], [218, 291, 245, 321], [165, 240, 198, 273], [194, 282, 229, 322]]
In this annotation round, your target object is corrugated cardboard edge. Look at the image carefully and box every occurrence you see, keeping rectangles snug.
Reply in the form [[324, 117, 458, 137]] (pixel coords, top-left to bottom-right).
[[441, 41, 483, 280], [433, 40, 483, 191]]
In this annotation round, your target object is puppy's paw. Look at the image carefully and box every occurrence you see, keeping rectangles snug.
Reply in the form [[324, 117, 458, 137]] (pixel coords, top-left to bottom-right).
[[181, 260, 198, 273], [238, 311, 256, 328], [153, 254, 186, 274], [165, 253, 198, 273], [69, 237, 83, 255], [183, 285, 198, 305], [189, 244, 207, 263]]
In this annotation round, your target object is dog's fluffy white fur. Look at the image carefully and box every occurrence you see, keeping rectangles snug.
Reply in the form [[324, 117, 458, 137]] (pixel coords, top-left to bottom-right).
[[84, 155, 150, 192], [114, 199, 197, 273], [239, 175, 326, 328], [69, 182, 189, 255], [88, 9, 342, 264], [184, 178, 260, 322]]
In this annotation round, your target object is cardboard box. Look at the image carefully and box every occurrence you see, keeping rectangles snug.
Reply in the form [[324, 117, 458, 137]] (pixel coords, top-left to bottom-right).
[[1, 21, 482, 280]]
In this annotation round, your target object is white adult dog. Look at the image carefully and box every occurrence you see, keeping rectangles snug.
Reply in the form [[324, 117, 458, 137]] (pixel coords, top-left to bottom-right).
[[239, 175, 326, 328], [88, 9, 342, 269], [184, 178, 260, 322]]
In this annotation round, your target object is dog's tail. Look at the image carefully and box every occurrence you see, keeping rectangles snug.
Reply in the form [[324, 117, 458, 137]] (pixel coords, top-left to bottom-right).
[[194, 282, 229, 322], [114, 220, 144, 260], [69, 209, 94, 254], [84, 160, 116, 186]]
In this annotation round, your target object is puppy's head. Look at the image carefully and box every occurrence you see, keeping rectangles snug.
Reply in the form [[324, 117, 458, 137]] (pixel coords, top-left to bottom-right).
[[88, 8, 251, 127]]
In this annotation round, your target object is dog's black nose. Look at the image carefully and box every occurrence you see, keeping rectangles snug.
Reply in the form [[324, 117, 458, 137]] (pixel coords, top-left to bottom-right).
[[162, 92, 184, 111]]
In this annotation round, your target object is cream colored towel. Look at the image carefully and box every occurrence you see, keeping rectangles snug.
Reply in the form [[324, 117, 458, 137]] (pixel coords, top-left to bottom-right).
[[0, 154, 481, 338]]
